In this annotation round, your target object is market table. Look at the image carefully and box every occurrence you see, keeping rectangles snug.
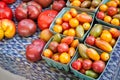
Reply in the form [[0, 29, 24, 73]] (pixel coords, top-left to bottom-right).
[[0, 0, 120, 80]]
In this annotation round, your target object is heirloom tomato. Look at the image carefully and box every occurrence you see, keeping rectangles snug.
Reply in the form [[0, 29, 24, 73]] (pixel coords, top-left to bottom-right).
[[0, 1, 12, 19], [38, 10, 58, 30]]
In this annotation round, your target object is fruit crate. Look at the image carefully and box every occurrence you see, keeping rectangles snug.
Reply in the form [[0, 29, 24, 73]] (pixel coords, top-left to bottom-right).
[[49, 7, 95, 42], [95, 0, 120, 30], [70, 44, 113, 80], [66, 0, 104, 13], [84, 24, 120, 53], [41, 35, 78, 72]]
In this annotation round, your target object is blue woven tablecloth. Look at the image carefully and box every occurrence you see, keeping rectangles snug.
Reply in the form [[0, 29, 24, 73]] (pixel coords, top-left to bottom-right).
[[0, 0, 120, 80]]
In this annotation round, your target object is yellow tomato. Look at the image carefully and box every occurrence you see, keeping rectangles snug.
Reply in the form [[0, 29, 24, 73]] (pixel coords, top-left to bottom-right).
[[111, 18, 120, 26], [59, 52, 71, 64], [53, 24, 63, 33], [82, 22, 91, 31], [63, 30, 68, 35], [69, 18, 79, 28], [99, 4, 108, 12], [62, 12, 72, 22], [69, 8, 78, 17], [71, 0, 81, 7], [67, 28, 76, 36], [104, 16, 112, 23], [55, 18, 63, 25], [70, 39, 79, 48], [100, 52, 110, 61]]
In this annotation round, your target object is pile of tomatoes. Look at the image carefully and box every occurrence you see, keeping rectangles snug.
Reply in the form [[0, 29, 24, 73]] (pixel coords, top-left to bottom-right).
[[52, 8, 93, 39], [43, 34, 79, 64], [97, 0, 120, 26]]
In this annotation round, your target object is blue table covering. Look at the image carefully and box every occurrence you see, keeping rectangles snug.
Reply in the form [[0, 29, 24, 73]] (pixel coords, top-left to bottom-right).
[[0, 0, 120, 80]]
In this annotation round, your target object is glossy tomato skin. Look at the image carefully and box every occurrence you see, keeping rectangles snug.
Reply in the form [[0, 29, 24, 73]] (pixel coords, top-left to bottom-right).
[[26, 39, 46, 62], [15, 1, 42, 21], [0, 1, 12, 19], [38, 10, 58, 30], [2, 0, 16, 4]]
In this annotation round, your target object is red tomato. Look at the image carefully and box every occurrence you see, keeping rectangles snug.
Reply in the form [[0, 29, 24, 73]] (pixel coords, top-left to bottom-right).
[[0, 1, 12, 19], [38, 10, 58, 30], [2, 0, 16, 4]]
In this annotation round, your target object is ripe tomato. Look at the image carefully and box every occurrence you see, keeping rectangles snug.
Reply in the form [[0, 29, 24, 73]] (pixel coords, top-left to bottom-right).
[[38, 10, 58, 30], [67, 28, 76, 36], [59, 52, 70, 64], [53, 24, 63, 33], [52, 53, 60, 62], [104, 16, 112, 23], [2, 0, 16, 4], [111, 18, 120, 26], [55, 18, 63, 25], [107, 1, 118, 7], [100, 52, 110, 61], [43, 49, 53, 58], [99, 4, 108, 12], [69, 8, 78, 17], [0, 1, 12, 19], [69, 18, 79, 28], [71, 0, 81, 7], [62, 12, 72, 22]]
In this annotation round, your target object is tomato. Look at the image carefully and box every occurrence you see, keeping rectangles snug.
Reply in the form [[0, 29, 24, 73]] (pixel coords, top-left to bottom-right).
[[61, 36, 74, 45], [71, 0, 81, 7], [69, 8, 78, 17], [53, 24, 63, 33], [0, 19, 16, 40], [82, 22, 91, 31], [43, 49, 53, 58], [62, 12, 72, 22], [70, 39, 79, 48], [99, 4, 108, 12], [67, 28, 76, 36], [62, 22, 70, 30], [107, 1, 118, 7], [111, 18, 120, 26], [52, 53, 60, 62], [26, 39, 46, 62], [68, 47, 75, 57], [100, 52, 109, 61], [59, 52, 70, 64], [2, 0, 16, 4], [55, 18, 63, 25], [82, 59, 92, 70], [0, 1, 12, 19], [38, 10, 58, 30], [104, 16, 112, 23], [69, 18, 79, 28], [57, 43, 69, 53], [72, 60, 82, 70]]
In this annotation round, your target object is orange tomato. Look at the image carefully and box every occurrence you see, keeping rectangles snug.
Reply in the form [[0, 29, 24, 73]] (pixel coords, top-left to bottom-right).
[[55, 18, 63, 25], [70, 39, 79, 48], [110, 38, 116, 46], [71, 0, 81, 7], [107, 1, 118, 7], [52, 53, 60, 62], [43, 49, 53, 58], [69, 18, 79, 28], [82, 22, 91, 31], [100, 30, 112, 43], [53, 24, 62, 33], [67, 28, 76, 36], [111, 18, 120, 26], [68, 47, 75, 57], [69, 8, 78, 17], [99, 4, 108, 12], [100, 52, 110, 61], [59, 52, 71, 64], [104, 16, 112, 23], [62, 12, 72, 22]]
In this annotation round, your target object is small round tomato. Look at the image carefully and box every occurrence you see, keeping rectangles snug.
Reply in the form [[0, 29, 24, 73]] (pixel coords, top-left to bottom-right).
[[59, 52, 71, 64], [53, 24, 63, 33], [68, 47, 75, 57], [82, 22, 90, 31], [69, 8, 78, 17], [43, 49, 53, 58], [110, 38, 116, 46], [104, 16, 112, 23], [71, 0, 81, 7], [62, 22, 70, 30], [111, 18, 120, 26], [52, 53, 60, 62], [55, 18, 63, 25], [67, 28, 76, 36], [69, 18, 79, 28], [100, 52, 110, 61], [63, 30, 68, 35], [62, 12, 72, 22], [107, 1, 117, 7], [99, 4, 108, 12]]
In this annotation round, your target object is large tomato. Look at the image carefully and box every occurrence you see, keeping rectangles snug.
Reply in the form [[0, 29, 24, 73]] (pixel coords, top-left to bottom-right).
[[0, 1, 13, 19], [38, 10, 58, 30], [1, 0, 16, 4]]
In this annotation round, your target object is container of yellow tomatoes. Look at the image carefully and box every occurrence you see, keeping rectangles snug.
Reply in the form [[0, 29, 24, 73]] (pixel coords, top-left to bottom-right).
[[49, 7, 95, 42], [41, 33, 79, 71]]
